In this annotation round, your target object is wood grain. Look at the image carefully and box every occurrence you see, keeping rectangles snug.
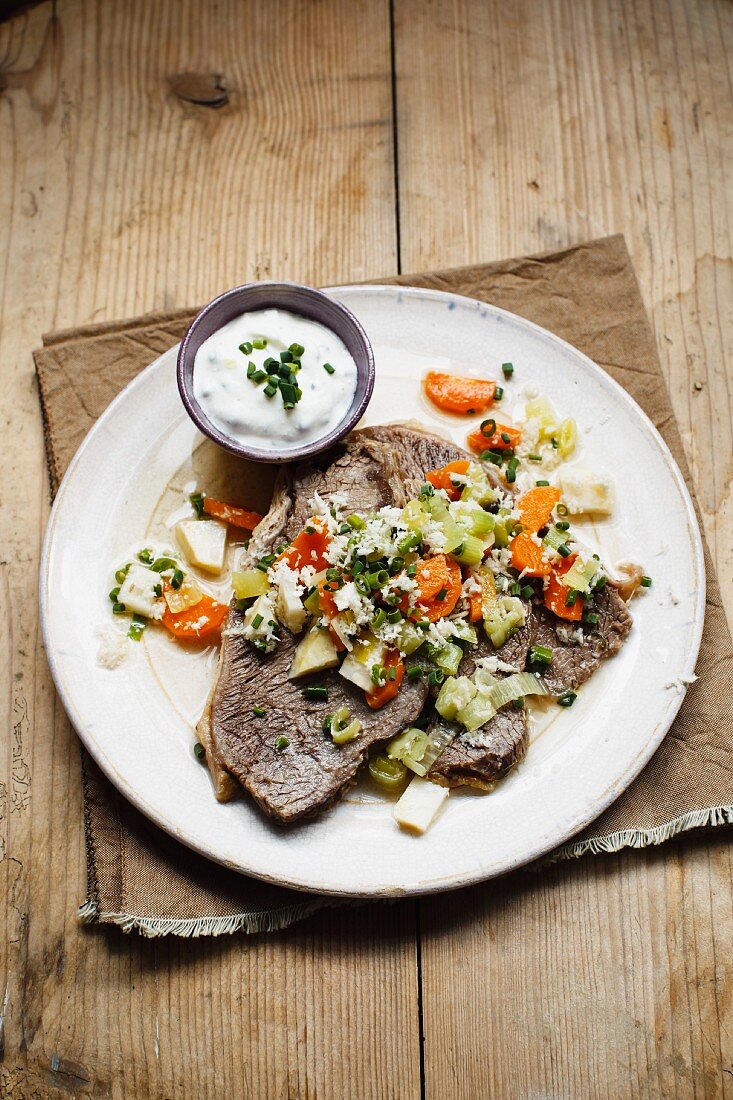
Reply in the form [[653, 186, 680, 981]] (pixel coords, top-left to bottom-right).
[[393, 2, 733, 1096], [0, 2, 420, 1098]]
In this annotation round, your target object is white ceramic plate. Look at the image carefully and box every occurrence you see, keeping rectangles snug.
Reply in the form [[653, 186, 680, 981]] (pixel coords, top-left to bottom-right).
[[40, 286, 705, 897]]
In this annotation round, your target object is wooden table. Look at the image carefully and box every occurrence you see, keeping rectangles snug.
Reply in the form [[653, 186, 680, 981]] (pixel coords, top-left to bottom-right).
[[2, 1, 731, 1095]]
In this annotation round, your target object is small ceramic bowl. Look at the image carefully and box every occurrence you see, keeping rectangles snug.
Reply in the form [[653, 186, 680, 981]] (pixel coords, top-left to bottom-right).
[[177, 281, 375, 463]]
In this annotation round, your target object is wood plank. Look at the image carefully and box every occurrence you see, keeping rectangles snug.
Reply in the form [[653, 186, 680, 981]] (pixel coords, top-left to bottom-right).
[[0, 2, 421, 1098], [394, 2, 733, 1096]]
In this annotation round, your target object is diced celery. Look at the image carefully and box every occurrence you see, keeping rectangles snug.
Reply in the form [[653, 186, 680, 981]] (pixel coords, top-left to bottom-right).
[[492, 518, 510, 549], [435, 642, 463, 677], [484, 595, 526, 648], [460, 463, 498, 507], [560, 557, 599, 593], [525, 396, 557, 440], [396, 621, 426, 655], [450, 501, 496, 538], [457, 692, 497, 732], [425, 496, 464, 553], [368, 753, 408, 792], [543, 526, 567, 552], [387, 727, 428, 765], [402, 498, 429, 531], [232, 569, 270, 600], [452, 534, 488, 567], [486, 672, 546, 710], [473, 667, 499, 693], [404, 722, 455, 776], [557, 417, 578, 458], [435, 675, 477, 720], [449, 619, 478, 645]]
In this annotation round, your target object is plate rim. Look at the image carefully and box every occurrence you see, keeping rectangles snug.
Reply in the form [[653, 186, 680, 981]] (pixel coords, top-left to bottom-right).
[[39, 284, 706, 896]]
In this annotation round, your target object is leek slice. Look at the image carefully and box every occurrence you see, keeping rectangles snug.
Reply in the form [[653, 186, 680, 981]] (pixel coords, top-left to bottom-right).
[[368, 753, 408, 792], [484, 595, 526, 648], [458, 692, 497, 732], [557, 417, 578, 458], [450, 500, 495, 538], [525, 396, 557, 439], [543, 526, 567, 552], [460, 464, 498, 507], [485, 671, 546, 710], [559, 557, 599, 593], [396, 621, 427, 655], [434, 641, 463, 677], [452, 534, 490, 567]]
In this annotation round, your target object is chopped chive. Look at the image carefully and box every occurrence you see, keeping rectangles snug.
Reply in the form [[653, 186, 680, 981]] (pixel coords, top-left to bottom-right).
[[557, 503, 569, 517], [352, 558, 365, 575], [435, 587, 448, 601], [322, 714, 334, 734], [641, 575, 652, 587], [521, 584, 535, 599], [371, 664, 386, 686], [138, 548, 154, 564], [419, 482, 435, 497], [239, 341, 253, 355], [480, 418, 497, 438], [555, 521, 570, 531], [529, 643, 553, 665], [565, 589, 579, 607], [506, 468, 516, 483], [500, 432, 511, 444], [253, 705, 266, 717], [115, 564, 131, 584], [193, 741, 206, 760], [528, 454, 542, 463], [112, 601, 126, 614], [305, 525, 316, 535], [388, 666, 397, 681], [557, 691, 577, 707], [171, 569, 184, 589], [263, 356, 278, 370], [151, 556, 178, 573], [508, 456, 520, 470], [323, 362, 336, 375], [303, 685, 328, 701], [584, 611, 600, 625], [326, 567, 341, 582], [509, 582, 521, 596], [536, 479, 550, 487], [407, 665, 424, 681], [263, 383, 277, 398], [109, 586, 121, 603], [251, 369, 267, 383], [246, 361, 257, 378], [289, 342, 305, 357], [128, 615, 146, 642], [551, 437, 559, 449], [557, 544, 571, 558], [481, 449, 504, 465], [387, 609, 402, 624], [416, 620, 431, 631], [280, 350, 293, 363], [251, 613, 264, 629], [494, 385, 504, 400], [406, 564, 417, 577], [371, 609, 387, 629], [252, 337, 267, 349], [501, 362, 514, 378], [388, 556, 405, 575], [427, 669, 445, 687], [275, 736, 290, 750]]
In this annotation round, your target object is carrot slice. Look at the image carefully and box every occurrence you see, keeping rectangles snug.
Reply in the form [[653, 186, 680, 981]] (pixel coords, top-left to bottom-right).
[[162, 592, 229, 640], [466, 422, 522, 454], [317, 577, 340, 620], [425, 459, 470, 501], [517, 486, 563, 534], [328, 625, 347, 652], [510, 533, 552, 577], [366, 649, 405, 710], [544, 553, 584, 621], [467, 568, 497, 622], [412, 556, 462, 621], [278, 522, 331, 572], [424, 372, 497, 415], [202, 498, 263, 530], [415, 555, 451, 600]]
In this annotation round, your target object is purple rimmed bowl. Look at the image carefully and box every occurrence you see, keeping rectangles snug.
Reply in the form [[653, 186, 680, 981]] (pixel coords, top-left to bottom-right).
[[177, 281, 375, 463]]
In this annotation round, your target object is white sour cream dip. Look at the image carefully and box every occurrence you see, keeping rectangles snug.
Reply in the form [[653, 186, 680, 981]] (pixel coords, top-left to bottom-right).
[[193, 308, 358, 453]]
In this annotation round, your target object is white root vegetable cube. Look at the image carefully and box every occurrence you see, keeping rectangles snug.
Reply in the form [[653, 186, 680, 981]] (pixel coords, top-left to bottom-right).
[[557, 467, 615, 516], [393, 777, 449, 835], [176, 518, 228, 574], [117, 564, 163, 619]]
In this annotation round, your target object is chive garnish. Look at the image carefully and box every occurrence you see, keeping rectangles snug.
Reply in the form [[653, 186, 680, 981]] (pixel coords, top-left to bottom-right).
[[251, 369, 267, 383], [528, 454, 542, 463], [506, 468, 516, 483], [584, 611, 600, 625], [246, 361, 257, 379], [275, 736, 290, 750], [555, 521, 570, 531], [239, 341, 253, 355], [303, 685, 328, 701], [193, 741, 206, 760], [557, 544, 571, 558], [501, 362, 514, 378], [370, 664, 386, 686], [641, 575, 652, 587], [481, 449, 504, 465], [253, 705, 266, 717], [138, 548, 154, 564], [115, 564, 130, 584], [529, 644, 553, 665], [494, 385, 504, 400], [128, 615, 146, 641], [252, 337, 267, 349], [521, 584, 535, 599], [323, 362, 335, 374], [509, 582, 521, 596], [151, 556, 178, 573], [387, 609, 402, 624], [536, 479, 550, 487], [171, 569, 184, 589], [435, 587, 448, 601], [153, 583, 162, 597], [112, 601, 126, 614], [289, 342, 305, 357], [557, 691, 577, 707], [565, 590, 578, 607], [371, 609, 387, 629], [388, 667, 397, 681], [263, 383, 277, 398], [557, 503, 569, 517], [109, 587, 121, 603], [407, 665, 423, 681], [427, 669, 445, 687], [480, 418, 497, 438], [347, 513, 366, 529], [252, 613, 264, 629]]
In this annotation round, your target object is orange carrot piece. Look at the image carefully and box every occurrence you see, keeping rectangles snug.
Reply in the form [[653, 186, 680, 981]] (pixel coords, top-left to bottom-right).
[[510, 533, 552, 577], [412, 556, 462, 621], [317, 577, 340, 620], [328, 625, 347, 652], [278, 523, 331, 572], [467, 568, 496, 621], [424, 372, 497, 415], [517, 486, 563, 534], [366, 650, 405, 710], [162, 593, 229, 640], [466, 422, 522, 454], [415, 555, 451, 600], [202, 498, 263, 530], [425, 459, 470, 501], [544, 553, 584, 621]]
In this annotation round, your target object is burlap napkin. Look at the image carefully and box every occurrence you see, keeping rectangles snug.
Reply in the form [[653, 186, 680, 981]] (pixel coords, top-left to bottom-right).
[[35, 235, 733, 937]]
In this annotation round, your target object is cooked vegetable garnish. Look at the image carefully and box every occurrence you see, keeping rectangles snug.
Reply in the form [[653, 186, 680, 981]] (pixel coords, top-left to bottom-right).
[[162, 591, 229, 640], [510, 533, 552, 577], [466, 422, 521, 454], [425, 459, 470, 500], [517, 485, 563, 534], [303, 685, 329, 701], [202, 498, 263, 530], [424, 372, 497, 415], [641, 575, 652, 587]]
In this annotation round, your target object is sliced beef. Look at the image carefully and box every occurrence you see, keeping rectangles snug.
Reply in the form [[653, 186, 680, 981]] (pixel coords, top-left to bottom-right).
[[529, 586, 632, 694], [365, 421, 506, 497], [202, 429, 428, 823]]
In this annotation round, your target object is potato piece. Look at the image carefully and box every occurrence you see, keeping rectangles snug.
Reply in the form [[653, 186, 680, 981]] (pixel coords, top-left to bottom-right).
[[394, 777, 450, 835], [176, 518, 228, 574]]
